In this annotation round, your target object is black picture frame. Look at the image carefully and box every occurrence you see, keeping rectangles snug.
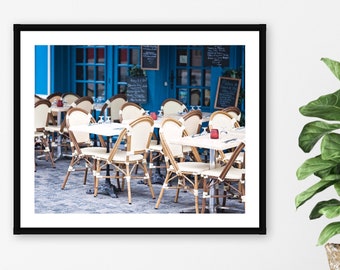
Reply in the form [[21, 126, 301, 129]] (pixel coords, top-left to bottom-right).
[[14, 24, 266, 234]]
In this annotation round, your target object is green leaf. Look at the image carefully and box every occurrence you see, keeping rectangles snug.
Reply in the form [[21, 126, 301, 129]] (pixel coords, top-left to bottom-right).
[[321, 58, 340, 81], [318, 222, 340, 245], [299, 89, 340, 121], [315, 167, 335, 178], [298, 121, 340, 153], [334, 182, 340, 196], [310, 199, 340, 219], [296, 155, 337, 180], [295, 179, 337, 208], [321, 133, 340, 161]]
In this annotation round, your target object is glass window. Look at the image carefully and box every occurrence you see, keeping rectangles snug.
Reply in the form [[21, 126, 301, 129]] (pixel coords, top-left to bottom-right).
[[174, 46, 211, 108], [177, 49, 187, 66], [191, 49, 202, 66], [191, 69, 201, 86], [116, 46, 141, 94], [177, 69, 188, 85], [74, 46, 106, 98]]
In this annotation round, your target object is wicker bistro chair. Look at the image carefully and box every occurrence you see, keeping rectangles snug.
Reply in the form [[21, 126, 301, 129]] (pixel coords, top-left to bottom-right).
[[93, 116, 155, 204], [53, 96, 95, 134], [35, 94, 42, 103], [61, 92, 80, 105], [46, 92, 62, 124], [208, 110, 244, 167], [147, 110, 203, 184], [100, 94, 127, 123], [200, 142, 246, 212], [61, 108, 107, 190], [178, 109, 203, 159], [222, 106, 241, 122], [160, 98, 188, 116], [208, 110, 240, 132], [179, 110, 202, 136], [119, 102, 145, 123], [46, 96, 95, 151], [34, 99, 55, 170], [155, 118, 210, 214], [70, 96, 94, 114]]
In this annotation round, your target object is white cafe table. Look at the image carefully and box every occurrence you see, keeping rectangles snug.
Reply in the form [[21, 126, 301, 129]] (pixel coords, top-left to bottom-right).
[[69, 122, 128, 157], [69, 122, 127, 138], [169, 127, 245, 213]]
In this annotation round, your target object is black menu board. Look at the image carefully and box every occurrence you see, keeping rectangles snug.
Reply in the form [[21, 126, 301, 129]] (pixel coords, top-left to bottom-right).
[[127, 77, 148, 104], [204, 46, 230, 67], [214, 77, 241, 109], [141, 45, 159, 70]]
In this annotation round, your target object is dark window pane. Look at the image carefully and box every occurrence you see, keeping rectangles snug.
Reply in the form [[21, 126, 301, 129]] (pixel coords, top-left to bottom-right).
[[177, 49, 187, 66], [87, 48, 94, 63], [130, 49, 139, 65], [97, 48, 105, 63], [177, 69, 187, 85], [190, 89, 201, 106], [96, 66, 104, 81], [76, 48, 84, 63], [118, 66, 128, 82], [119, 48, 128, 64], [97, 83, 105, 98], [204, 89, 211, 106], [76, 66, 84, 80], [87, 83, 94, 97], [191, 69, 201, 86], [205, 70, 211, 87], [178, 88, 188, 104], [76, 83, 83, 96], [191, 49, 202, 66], [87, 66, 94, 80]]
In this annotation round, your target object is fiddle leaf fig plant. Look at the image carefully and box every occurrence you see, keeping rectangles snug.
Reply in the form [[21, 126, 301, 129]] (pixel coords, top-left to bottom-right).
[[296, 58, 340, 246]]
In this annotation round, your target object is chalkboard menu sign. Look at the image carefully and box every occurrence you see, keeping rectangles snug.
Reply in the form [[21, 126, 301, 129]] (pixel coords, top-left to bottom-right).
[[204, 46, 230, 67], [127, 77, 148, 104], [141, 45, 159, 70], [214, 77, 241, 109]]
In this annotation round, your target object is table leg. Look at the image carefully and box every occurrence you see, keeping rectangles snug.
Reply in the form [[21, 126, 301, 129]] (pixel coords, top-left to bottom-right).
[[209, 148, 216, 213], [54, 111, 63, 161]]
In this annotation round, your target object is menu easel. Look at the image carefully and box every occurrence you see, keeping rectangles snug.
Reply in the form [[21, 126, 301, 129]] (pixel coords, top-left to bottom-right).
[[214, 77, 241, 109]]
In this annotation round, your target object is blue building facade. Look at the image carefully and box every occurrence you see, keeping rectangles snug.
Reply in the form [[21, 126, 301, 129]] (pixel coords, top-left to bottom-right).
[[35, 45, 245, 113]]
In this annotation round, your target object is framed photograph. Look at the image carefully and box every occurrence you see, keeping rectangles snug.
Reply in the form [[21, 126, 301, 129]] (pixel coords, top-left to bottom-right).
[[14, 24, 266, 234]]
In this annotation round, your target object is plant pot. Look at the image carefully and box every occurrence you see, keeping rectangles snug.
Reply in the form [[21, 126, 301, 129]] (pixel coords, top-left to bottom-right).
[[326, 243, 340, 269]]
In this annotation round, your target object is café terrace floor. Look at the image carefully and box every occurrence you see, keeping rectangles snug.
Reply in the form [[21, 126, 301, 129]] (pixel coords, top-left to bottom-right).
[[34, 153, 245, 215]]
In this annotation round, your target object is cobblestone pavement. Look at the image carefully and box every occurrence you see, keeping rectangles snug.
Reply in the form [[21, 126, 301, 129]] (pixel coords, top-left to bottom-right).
[[35, 154, 245, 214]]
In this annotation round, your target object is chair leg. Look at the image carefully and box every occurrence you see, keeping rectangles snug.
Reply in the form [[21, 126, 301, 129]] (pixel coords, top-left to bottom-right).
[[115, 170, 122, 191], [83, 167, 88, 185], [142, 162, 155, 199], [194, 175, 199, 214], [61, 156, 75, 189], [120, 165, 125, 191], [201, 177, 207, 214], [127, 175, 132, 204], [94, 159, 101, 197], [155, 171, 171, 209], [125, 164, 132, 204], [43, 136, 55, 168], [174, 176, 184, 203]]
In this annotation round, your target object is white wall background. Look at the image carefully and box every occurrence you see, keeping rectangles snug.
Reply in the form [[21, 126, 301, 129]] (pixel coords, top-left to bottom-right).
[[2, 0, 340, 269]]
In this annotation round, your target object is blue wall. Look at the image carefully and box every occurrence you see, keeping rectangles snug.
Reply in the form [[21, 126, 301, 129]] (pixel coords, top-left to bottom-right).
[[35, 45, 48, 95]]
